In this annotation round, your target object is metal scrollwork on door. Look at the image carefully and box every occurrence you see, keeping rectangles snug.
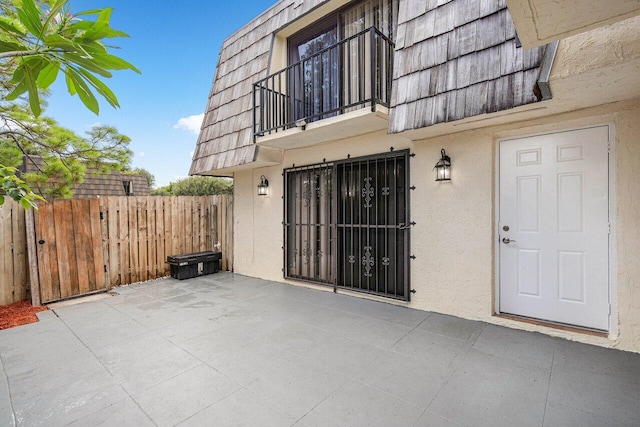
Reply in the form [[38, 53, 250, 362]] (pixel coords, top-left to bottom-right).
[[382, 187, 390, 196], [382, 257, 390, 266], [348, 255, 355, 264], [362, 177, 374, 209], [303, 183, 312, 207], [303, 243, 311, 265], [362, 246, 374, 277]]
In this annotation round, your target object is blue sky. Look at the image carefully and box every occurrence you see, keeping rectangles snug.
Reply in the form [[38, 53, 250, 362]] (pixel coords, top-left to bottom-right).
[[45, 0, 274, 187]]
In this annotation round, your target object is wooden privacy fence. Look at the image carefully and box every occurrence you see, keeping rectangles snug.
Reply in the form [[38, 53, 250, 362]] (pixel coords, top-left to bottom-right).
[[1, 195, 233, 306], [0, 200, 29, 305]]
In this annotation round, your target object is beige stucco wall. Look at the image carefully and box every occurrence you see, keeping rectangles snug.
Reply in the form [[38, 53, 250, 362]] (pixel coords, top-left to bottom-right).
[[233, 98, 640, 353]]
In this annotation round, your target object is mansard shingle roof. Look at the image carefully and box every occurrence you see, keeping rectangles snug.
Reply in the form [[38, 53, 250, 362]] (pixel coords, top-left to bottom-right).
[[191, 0, 549, 175], [389, 0, 546, 133]]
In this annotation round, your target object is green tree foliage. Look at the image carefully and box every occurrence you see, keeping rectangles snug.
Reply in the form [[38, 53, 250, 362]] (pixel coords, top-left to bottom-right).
[[124, 167, 155, 189], [0, 106, 133, 197], [0, 164, 43, 208], [152, 176, 233, 196], [0, 0, 139, 207], [1, 0, 139, 116]]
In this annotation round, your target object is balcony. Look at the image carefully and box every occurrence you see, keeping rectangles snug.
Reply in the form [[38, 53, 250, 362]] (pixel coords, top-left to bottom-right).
[[253, 27, 394, 145]]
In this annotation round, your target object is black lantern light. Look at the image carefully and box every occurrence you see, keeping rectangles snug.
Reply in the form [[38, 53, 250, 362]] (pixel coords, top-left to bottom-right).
[[257, 175, 269, 196], [434, 148, 451, 181]]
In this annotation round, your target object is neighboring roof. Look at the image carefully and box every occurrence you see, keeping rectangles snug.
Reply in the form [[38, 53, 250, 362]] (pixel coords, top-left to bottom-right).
[[20, 156, 150, 198], [388, 0, 547, 134], [190, 0, 328, 176], [191, 0, 548, 174]]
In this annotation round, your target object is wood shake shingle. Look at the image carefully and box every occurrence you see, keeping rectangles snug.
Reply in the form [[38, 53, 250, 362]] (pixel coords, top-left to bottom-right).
[[388, 0, 547, 133], [192, 0, 551, 174]]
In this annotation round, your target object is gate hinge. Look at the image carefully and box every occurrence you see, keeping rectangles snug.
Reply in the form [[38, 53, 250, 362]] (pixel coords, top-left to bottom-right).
[[410, 289, 416, 294], [410, 186, 416, 191], [100, 211, 104, 220], [104, 265, 107, 273], [410, 255, 416, 260], [409, 153, 415, 158]]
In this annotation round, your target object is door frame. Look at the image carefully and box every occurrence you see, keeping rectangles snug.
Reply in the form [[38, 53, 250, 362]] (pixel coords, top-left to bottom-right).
[[493, 123, 617, 333]]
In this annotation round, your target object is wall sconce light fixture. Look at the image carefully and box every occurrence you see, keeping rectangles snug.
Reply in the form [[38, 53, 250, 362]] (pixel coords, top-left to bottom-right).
[[434, 149, 451, 182], [257, 175, 269, 196]]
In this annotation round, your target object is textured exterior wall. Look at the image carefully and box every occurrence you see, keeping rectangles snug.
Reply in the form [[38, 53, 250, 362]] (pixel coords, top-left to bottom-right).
[[505, 0, 640, 48], [233, 98, 640, 353]]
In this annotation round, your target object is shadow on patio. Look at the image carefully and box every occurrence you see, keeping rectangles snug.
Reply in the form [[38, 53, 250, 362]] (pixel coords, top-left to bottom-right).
[[1, 273, 639, 426]]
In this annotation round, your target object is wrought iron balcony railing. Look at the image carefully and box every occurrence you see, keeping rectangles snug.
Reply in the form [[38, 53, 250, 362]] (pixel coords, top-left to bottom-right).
[[253, 27, 395, 139]]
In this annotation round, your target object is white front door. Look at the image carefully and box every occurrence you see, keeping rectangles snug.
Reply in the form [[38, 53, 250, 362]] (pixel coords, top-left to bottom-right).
[[499, 125, 610, 330]]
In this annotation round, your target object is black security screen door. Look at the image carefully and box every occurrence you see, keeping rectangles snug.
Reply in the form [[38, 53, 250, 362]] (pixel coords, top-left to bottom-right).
[[284, 163, 335, 284], [284, 150, 410, 301], [336, 151, 410, 300]]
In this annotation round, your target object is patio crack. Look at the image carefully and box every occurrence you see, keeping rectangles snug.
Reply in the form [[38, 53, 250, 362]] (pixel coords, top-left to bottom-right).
[[0, 352, 17, 427], [541, 341, 558, 426]]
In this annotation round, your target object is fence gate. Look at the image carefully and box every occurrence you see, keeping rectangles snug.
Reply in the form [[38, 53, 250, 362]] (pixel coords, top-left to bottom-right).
[[32, 199, 106, 303]]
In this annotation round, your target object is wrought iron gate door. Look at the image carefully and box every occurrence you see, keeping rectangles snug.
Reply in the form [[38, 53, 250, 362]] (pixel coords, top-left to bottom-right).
[[336, 151, 410, 300]]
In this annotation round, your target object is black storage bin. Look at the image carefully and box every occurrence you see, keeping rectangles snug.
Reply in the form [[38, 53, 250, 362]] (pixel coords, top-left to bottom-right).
[[167, 251, 222, 280]]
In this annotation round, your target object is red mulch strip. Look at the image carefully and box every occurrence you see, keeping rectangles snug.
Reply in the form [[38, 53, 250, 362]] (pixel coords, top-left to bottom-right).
[[0, 300, 48, 330]]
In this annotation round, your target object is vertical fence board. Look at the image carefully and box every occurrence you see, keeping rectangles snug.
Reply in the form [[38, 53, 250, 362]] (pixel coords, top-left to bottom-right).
[[72, 199, 90, 294], [172, 197, 180, 256], [119, 197, 130, 286], [163, 198, 172, 275], [90, 198, 106, 290], [0, 201, 14, 304], [107, 197, 120, 287], [41, 202, 60, 302], [99, 199, 111, 289], [129, 198, 139, 284], [155, 197, 165, 277], [13, 202, 28, 301], [53, 201, 72, 300], [137, 198, 148, 282], [25, 208, 40, 306], [147, 196, 157, 279]]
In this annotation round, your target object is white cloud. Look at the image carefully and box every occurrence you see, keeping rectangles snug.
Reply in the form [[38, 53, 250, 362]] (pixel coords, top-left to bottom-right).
[[174, 113, 204, 135]]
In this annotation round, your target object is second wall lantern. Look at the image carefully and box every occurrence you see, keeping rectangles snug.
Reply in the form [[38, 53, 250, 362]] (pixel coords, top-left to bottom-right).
[[257, 175, 269, 196], [434, 149, 452, 182]]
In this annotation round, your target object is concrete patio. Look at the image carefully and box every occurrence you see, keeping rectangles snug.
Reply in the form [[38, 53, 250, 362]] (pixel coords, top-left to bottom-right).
[[1, 273, 639, 426]]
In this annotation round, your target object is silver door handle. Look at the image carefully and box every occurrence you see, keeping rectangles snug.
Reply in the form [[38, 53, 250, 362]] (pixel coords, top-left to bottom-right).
[[502, 237, 516, 244]]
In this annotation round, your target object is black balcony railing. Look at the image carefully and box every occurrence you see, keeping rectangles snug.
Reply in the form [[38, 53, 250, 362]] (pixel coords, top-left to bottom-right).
[[253, 27, 395, 139]]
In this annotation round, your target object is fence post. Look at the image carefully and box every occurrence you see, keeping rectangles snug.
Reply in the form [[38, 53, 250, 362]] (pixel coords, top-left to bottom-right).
[[25, 208, 41, 306]]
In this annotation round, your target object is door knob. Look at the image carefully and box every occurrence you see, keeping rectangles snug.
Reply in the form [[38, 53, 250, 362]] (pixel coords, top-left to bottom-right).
[[502, 237, 516, 244]]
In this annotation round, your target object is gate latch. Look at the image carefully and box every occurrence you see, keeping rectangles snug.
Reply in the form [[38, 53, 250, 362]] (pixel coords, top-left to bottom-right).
[[398, 222, 416, 230]]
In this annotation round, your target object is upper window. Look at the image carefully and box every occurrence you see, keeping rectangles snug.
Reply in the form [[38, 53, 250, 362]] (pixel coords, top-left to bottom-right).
[[254, 0, 398, 137]]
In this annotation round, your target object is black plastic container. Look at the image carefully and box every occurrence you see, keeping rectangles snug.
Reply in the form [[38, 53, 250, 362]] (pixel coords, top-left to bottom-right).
[[167, 251, 222, 280]]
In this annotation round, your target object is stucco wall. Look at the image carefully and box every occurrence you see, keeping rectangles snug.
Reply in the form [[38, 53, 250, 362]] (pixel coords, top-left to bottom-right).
[[233, 98, 640, 353]]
